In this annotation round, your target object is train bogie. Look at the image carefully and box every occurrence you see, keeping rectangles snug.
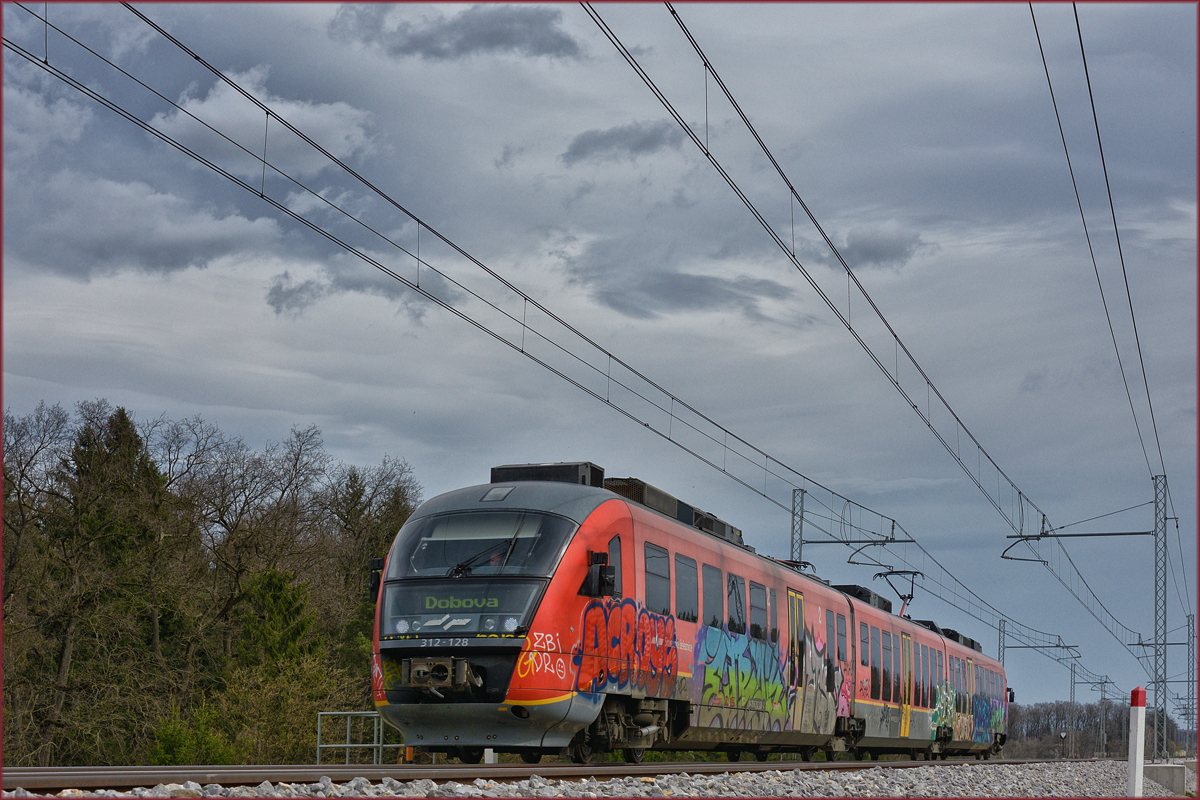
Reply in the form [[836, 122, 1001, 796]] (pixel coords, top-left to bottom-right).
[[373, 464, 1008, 761]]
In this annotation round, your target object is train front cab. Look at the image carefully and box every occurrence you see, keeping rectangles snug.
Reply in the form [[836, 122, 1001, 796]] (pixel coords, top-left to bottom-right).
[[372, 481, 627, 762]]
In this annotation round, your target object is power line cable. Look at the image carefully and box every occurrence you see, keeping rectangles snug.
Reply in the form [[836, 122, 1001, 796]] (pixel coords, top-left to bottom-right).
[[1032, 4, 1189, 618], [1072, 3, 1168, 479], [1028, 3, 1156, 478]]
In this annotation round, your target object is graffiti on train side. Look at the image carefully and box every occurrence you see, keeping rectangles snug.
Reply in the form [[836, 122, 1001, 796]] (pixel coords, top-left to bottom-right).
[[799, 629, 837, 733], [689, 607, 849, 735], [931, 683, 954, 739], [973, 694, 1005, 743], [691, 623, 792, 734], [691, 625, 790, 731], [929, 682, 1006, 743], [572, 598, 678, 697]]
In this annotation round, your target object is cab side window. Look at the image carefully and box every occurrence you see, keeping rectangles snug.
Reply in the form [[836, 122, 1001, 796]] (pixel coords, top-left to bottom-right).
[[608, 535, 622, 599]]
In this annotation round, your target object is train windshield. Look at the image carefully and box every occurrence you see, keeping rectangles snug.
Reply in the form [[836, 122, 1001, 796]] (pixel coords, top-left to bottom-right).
[[385, 510, 576, 579]]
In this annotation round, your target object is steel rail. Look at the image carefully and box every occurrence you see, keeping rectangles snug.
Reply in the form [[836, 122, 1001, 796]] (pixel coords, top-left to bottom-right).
[[2, 758, 1092, 793]]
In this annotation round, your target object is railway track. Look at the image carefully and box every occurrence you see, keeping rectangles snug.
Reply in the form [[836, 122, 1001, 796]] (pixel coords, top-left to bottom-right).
[[4, 757, 1060, 793]]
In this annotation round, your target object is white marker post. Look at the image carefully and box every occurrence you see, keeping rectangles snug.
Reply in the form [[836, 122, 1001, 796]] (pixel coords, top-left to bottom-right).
[[1127, 686, 1146, 797]]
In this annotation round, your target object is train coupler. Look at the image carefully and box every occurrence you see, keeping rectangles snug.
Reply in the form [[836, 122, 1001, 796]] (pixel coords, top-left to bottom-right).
[[401, 657, 484, 693]]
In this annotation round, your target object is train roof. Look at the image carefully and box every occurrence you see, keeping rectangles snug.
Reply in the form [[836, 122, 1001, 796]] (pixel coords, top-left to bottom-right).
[[410, 479, 616, 526]]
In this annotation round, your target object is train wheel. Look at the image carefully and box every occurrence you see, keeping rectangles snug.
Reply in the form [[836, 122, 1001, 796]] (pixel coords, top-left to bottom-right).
[[570, 738, 593, 764], [755, 751, 770, 762], [624, 747, 645, 764], [799, 748, 813, 762], [458, 747, 484, 764], [520, 750, 543, 764], [726, 750, 742, 762], [854, 749, 865, 760]]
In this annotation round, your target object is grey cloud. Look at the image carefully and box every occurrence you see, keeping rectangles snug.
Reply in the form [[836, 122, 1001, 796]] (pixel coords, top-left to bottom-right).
[[266, 258, 463, 320], [5, 171, 280, 278], [267, 272, 328, 315], [494, 143, 528, 169], [330, 4, 582, 61], [561, 120, 684, 166], [559, 237, 793, 320], [1021, 370, 1047, 393], [839, 225, 926, 269]]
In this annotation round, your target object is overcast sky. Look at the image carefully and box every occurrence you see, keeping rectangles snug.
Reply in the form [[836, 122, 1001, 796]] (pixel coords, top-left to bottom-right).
[[4, 3, 1195, 709]]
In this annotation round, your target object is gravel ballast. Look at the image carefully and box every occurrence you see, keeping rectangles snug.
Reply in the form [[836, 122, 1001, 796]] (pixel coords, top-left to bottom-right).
[[5, 761, 1191, 798]]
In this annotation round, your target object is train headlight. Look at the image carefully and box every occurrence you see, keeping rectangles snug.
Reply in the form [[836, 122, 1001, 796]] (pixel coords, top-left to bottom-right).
[[503, 617, 520, 633], [395, 619, 410, 634], [482, 617, 497, 632]]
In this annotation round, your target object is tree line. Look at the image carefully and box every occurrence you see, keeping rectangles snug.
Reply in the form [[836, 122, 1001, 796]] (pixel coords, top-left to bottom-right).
[[3, 400, 420, 766], [1005, 700, 1190, 759]]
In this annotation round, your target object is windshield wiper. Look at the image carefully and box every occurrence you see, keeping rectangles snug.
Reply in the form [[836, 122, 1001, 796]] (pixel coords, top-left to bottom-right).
[[447, 541, 510, 577]]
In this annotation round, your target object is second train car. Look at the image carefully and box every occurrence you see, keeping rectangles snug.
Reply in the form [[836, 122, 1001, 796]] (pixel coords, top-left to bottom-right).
[[372, 462, 1010, 763]]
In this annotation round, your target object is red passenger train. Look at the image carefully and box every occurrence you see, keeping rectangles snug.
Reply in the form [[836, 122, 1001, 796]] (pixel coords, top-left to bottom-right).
[[372, 462, 1010, 763]]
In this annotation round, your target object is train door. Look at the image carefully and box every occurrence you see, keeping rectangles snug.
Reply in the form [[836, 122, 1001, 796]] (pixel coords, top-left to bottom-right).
[[900, 633, 912, 737], [787, 589, 804, 731]]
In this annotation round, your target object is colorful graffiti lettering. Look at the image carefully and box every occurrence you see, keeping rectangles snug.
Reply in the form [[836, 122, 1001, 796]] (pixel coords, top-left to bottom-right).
[[837, 663, 852, 717], [691, 623, 790, 732], [972, 694, 1006, 743], [518, 649, 568, 681], [930, 682, 955, 739], [572, 598, 678, 697]]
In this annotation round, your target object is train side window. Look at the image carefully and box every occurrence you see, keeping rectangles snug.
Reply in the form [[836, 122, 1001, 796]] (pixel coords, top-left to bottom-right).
[[769, 588, 779, 644], [937, 651, 943, 691], [836, 614, 847, 662], [749, 581, 767, 639], [870, 626, 881, 700], [907, 642, 916, 705], [860, 622, 870, 668], [608, 535, 622, 600], [702, 564, 723, 627], [727, 573, 747, 635], [674, 554, 698, 623], [644, 543, 671, 615], [824, 610, 836, 692], [921, 645, 930, 708], [893, 636, 902, 702], [957, 659, 964, 713], [881, 631, 892, 702]]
